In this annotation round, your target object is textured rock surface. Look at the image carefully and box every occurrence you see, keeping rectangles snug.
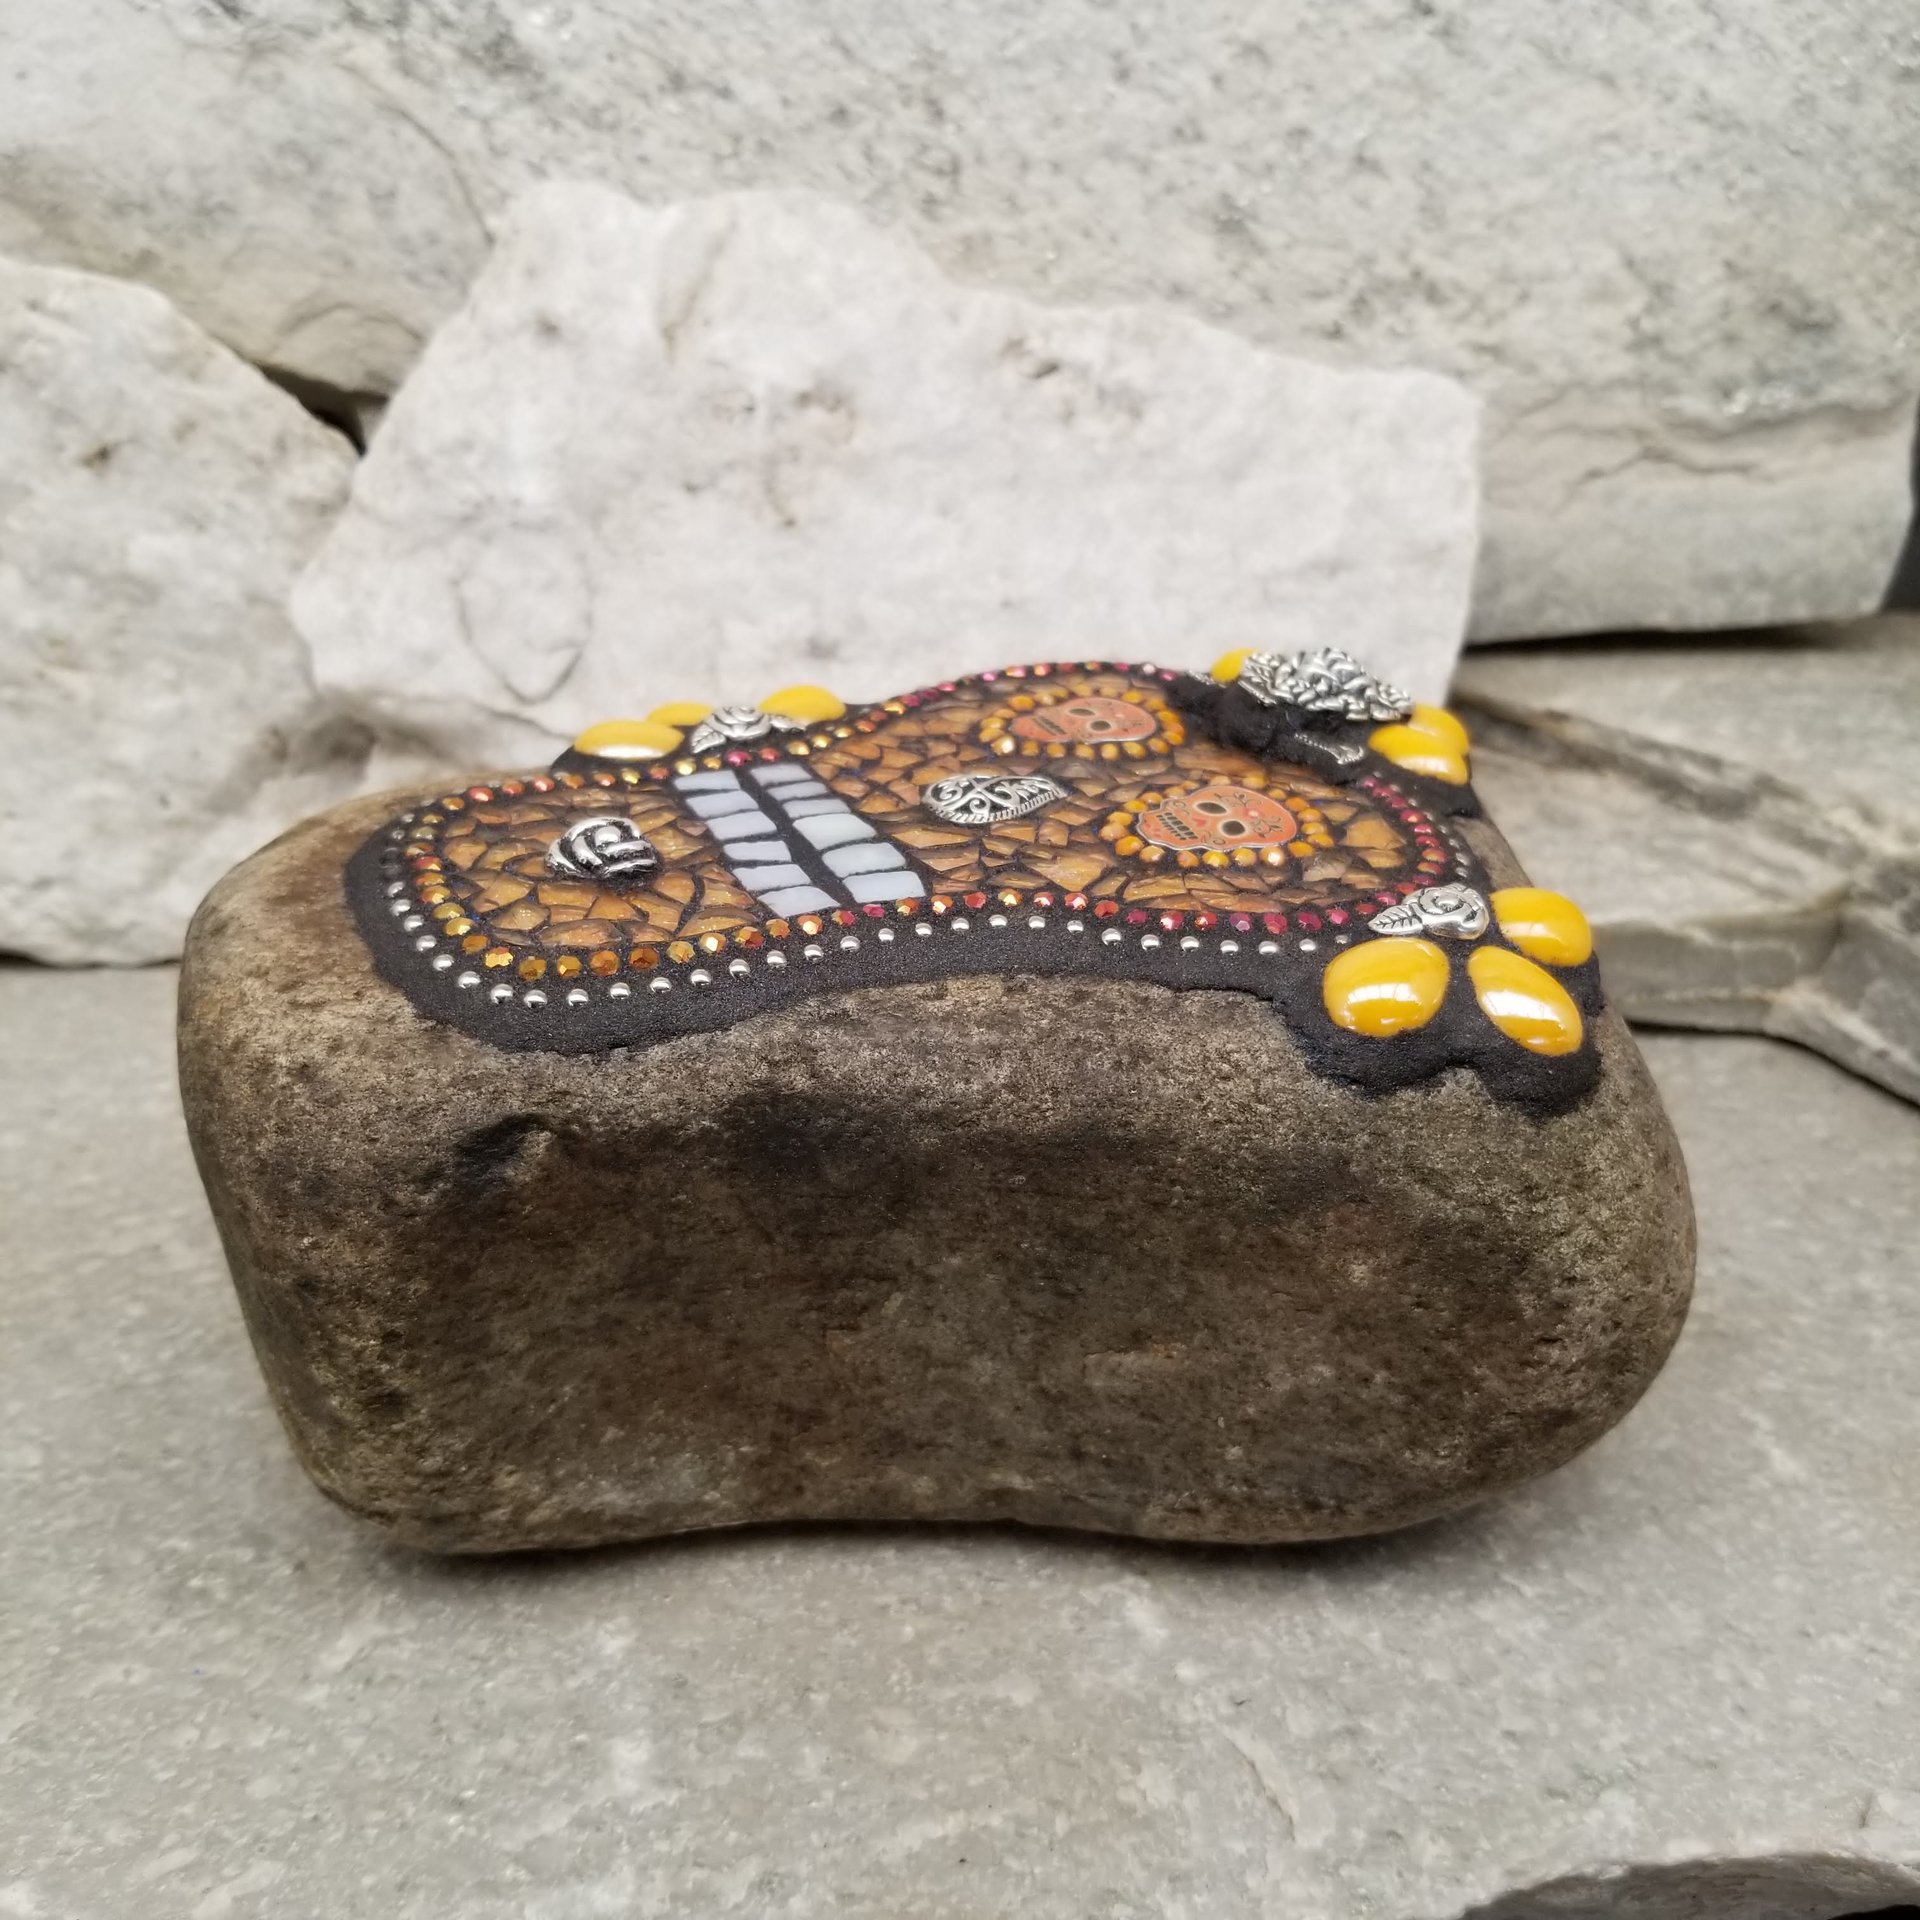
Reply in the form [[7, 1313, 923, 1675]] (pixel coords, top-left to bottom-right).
[[1455, 618, 1920, 1104], [8, 963, 1918, 1918], [292, 185, 1479, 773], [4, 1, 1913, 638], [0, 255, 362, 964], [178, 788, 1688, 1550]]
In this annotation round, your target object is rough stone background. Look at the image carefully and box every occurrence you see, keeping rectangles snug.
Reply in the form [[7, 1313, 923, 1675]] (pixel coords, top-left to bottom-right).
[[2, 0, 1914, 639], [1456, 614, 1920, 1106], [293, 184, 1478, 773], [4, 963, 1916, 1919], [0, 256, 363, 965]]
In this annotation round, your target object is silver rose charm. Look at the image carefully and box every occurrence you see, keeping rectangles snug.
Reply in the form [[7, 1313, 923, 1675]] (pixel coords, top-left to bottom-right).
[[687, 705, 808, 754], [1237, 647, 1412, 725], [1369, 884, 1489, 941], [920, 771, 1069, 827], [547, 815, 661, 882]]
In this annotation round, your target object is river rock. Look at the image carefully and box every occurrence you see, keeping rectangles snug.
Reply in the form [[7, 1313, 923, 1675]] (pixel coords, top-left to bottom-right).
[[0, 255, 361, 964], [179, 658, 1692, 1550], [6, 2, 1912, 640], [291, 184, 1479, 775]]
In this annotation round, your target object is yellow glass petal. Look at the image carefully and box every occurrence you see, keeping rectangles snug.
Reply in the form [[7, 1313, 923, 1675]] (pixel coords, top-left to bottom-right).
[[1322, 936, 1451, 1038], [1367, 723, 1469, 784], [760, 684, 847, 724], [1406, 702, 1470, 753], [1467, 947, 1584, 1056], [645, 700, 716, 727], [572, 718, 686, 760], [1490, 887, 1593, 968], [1210, 647, 1257, 683]]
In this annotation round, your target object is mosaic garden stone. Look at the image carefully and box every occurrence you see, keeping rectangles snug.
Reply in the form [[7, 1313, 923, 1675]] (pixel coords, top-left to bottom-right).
[[178, 652, 1695, 1551]]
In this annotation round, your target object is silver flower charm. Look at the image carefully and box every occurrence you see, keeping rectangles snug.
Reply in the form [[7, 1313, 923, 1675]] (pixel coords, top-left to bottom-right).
[[687, 705, 808, 754], [920, 771, 1068, 828], [1369, 884, 1489, 941], [1237, 647, 1412, 725], [547, 815, 661, 882]]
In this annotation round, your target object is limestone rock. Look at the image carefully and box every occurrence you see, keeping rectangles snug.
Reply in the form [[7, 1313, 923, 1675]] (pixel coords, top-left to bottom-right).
[[5, 1, 1913, 639], [1455, 619, 1920, 1105], [291, 184, 1479, 773], [0, 255, 362, 965], [177, 763, 1691, 1552]]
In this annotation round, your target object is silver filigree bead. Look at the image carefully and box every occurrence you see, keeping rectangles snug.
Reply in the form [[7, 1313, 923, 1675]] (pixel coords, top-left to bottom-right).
[[1368, 884, 1490, 942], [546, 815, 660, 882], [1236, 646, 1412, 725], [919, 771, 1069, 827], [686, 705, 808, 754]]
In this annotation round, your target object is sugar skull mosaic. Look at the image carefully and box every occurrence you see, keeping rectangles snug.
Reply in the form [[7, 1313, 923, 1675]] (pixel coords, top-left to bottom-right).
[[346, 652, 1605, 1109]]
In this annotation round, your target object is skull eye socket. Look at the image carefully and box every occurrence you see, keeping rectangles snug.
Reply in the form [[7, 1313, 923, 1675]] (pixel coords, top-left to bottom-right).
[[1217, 819, 1247, 836], [1195, 798, 1230, 815]]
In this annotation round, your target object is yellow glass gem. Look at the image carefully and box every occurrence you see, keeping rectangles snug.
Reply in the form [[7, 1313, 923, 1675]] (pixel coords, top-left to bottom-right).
[[1467, 947, 1584, 1056], [571, 717, 686, 761], [1321, 936, 1450, 1038], [1366, 721, 1468, 785], [1406, 702, 1469, 753], [760, 684, 848, 724], [1210, 647, 1256, 683], [645, 700, 715, 727], [1490, 887, 1593, 969]]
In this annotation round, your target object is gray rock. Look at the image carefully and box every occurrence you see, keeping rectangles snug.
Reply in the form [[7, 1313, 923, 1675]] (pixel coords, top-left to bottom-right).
[[6, 963, 1916, 1919], [1455, 618, 1920, 1104], [178, 785, 1690, 1551], [291, 184, 1479, 773], [0, 254, 363, 964], [4, 2, 1911, 640]]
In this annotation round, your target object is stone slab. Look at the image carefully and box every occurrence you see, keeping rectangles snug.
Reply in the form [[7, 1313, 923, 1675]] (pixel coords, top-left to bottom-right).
[[3, 964, 1916, 1919], [4, 0, 1914, 639], [292, 184, 1479, 774], [1453, 618, 1920, 1104], [0, 254, 362, 964]]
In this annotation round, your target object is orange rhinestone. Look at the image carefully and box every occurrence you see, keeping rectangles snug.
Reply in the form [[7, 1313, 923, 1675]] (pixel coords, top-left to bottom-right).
[[764, 919, 791, 940], [628, 945, 661, 969], [667, 940, 696, 964], [997, 890, 1021, 908], [462, 934, 490, 954], [445, 918, 474, 938], [735, 929, 765, 950], [589, 950, 620, 975], [698, 933, 728, 954], [483, 947, 513, 969], [555, 955, 583, 978], [517, 956, 547, 981], [796, 915, 824, 937]]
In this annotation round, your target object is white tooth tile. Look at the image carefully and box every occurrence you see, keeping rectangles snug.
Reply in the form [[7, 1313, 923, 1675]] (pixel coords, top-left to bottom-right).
[[823, 842, 909, 878], [722, 838, 792, 863], [750, 765, 824, 789], [672, 771, 742, 792], [794, 813, 875, 851], [737, 864, 814, 893], [758, 884, 839, 914], [706, 809, 780, 840], [781, 796, 854, 819], [683, 788, 762, 819], [844, 871, 928, 904]]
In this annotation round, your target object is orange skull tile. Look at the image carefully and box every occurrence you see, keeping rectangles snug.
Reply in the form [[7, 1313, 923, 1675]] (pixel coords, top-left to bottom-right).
[[1009, 696, 1159, 745], [1136, 784, 1299, 852]]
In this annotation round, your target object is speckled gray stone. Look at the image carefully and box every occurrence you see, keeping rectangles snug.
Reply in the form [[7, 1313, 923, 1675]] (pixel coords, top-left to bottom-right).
[[5, 965, 1916, 1919], [177, 791, 1691, 1551]]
